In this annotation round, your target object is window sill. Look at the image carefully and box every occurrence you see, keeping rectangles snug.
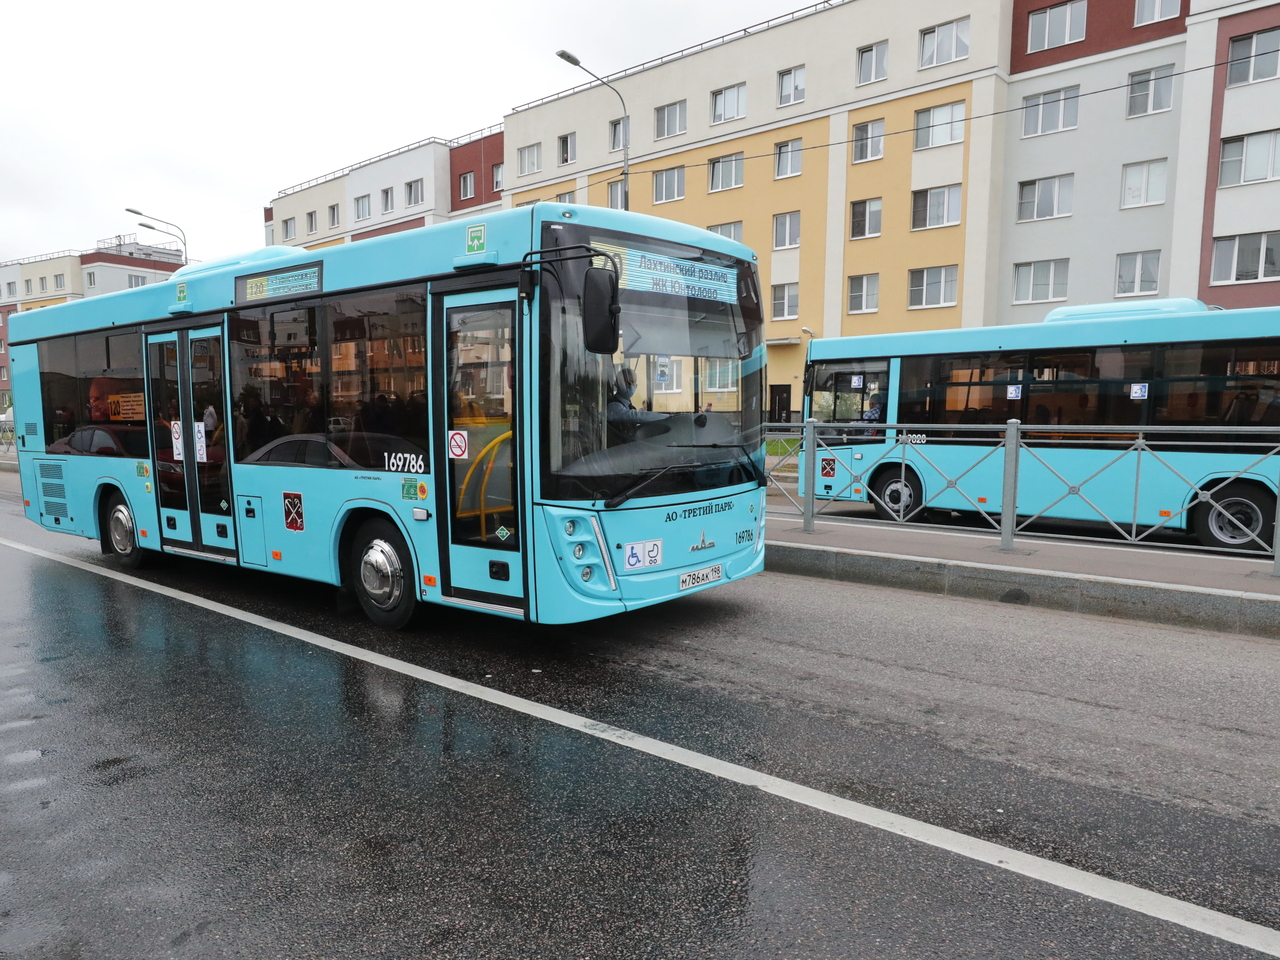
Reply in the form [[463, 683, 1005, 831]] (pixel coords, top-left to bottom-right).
[[1021, 126, 1078, 139], [1028, 37, 1086, 54], [1127, 108, 1173, 119], [1135, 13, 1179, 25], [847, 309, 879, 315], [918, 55, 969, 70], [1118, 202, 1165, 210], [653, 197, 685, 205], [557, 162, 577, 167], [908, 302, 958, 310], [1012, 298, 1068, 305], [711, 117, 745, 126], [708, 184, 744, 194], [517, 171, 542, 177], [1217, 178, 1280, 189], [1115, 290, 1160, 298], [654, 132, 687, 140], [773, 243, 801, 251], [852, 155, 884, 165], [774, 172, 802, 180], [777, 99, 805, 108], [856, 76, 887, 87], [770, 317, 799, 322], [849, 234, 882, 242], [1226, 74, 1279, 89], [1209, 276, 1280, 286], [910, 222, 960, 231], [1016, 213, 1073, 223], [913, 141, 964, 151]]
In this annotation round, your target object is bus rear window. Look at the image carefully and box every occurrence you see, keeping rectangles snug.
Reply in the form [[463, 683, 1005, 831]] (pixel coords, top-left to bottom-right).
[[38, 329, 146, 457]]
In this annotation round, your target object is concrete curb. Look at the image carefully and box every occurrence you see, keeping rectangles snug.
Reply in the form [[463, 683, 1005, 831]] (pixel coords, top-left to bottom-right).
[[0, 460, 17, 473], [764, 540, 1280, 641]]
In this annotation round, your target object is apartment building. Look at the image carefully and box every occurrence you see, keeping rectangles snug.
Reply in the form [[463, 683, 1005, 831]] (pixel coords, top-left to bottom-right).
[[504, 0, 1280, 418], [266, 126, 505, 249]]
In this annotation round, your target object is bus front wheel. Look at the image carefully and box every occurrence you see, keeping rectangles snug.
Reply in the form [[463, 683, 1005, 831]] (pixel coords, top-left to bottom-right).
[[871, 469, 924, 523], [103, 491, 146, 569], [1192, 482, 1275, 551], [351, 518, 417, 630]]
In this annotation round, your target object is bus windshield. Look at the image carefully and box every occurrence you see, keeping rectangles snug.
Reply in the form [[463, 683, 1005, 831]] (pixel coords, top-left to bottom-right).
[[539, 223, 765, 502]]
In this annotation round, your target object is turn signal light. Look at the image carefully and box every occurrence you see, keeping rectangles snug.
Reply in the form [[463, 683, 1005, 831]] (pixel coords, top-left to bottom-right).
[[140, 530, 148, 538], [1159, 510, 1172, 517], [271, 550, 282, 560], [23, 499, 30, 506], [977, 497, 988, 503], [422, 575, 437, 587]]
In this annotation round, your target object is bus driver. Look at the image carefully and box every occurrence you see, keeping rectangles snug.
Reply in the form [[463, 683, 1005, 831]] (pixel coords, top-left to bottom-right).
[[606, 366, 666, 445]]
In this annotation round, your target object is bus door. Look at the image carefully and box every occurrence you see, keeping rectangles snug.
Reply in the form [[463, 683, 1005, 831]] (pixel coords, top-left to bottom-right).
[[145, 326, 236, 560], [432, 286, 526, 614]]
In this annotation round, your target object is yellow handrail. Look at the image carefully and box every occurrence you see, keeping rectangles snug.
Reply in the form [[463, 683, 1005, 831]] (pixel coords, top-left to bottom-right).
[[458, 430, 513, 540]]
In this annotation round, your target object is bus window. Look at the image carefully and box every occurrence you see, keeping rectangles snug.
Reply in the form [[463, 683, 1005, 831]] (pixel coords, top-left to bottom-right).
[[809, 360, 889, 438], [39, 330, 146, 456]]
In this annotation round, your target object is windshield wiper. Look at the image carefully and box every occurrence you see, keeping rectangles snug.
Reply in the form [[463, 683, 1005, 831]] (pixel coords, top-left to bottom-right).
[[604, 460, 702, 509], [666, 442, 764, 484]]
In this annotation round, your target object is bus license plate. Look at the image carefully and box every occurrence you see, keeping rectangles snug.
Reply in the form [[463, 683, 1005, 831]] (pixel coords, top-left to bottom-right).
[[679, 564, 723, 590]]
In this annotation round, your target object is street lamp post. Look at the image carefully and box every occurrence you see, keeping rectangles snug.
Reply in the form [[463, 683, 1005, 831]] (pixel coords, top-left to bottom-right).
[[556, 49, 628, 210], [126, 208, 188, 263]]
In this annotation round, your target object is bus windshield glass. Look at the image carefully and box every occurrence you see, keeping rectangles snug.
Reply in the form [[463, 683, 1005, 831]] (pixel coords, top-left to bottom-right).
[[539, 223, 765, 502]]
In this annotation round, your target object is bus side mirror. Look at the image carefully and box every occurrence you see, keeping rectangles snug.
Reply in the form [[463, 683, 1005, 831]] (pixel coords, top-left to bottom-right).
[[582, 267, 620, 355]]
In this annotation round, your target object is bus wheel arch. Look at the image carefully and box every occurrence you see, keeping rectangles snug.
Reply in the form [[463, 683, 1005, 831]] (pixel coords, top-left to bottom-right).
[[868, 464, 925, 522], [97, 486, 146, 569], [1190, 479, 1275, 551], [336, 508, 419, 629]]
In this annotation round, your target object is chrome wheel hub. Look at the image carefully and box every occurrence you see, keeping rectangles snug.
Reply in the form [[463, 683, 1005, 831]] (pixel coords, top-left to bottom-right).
[[108, 504, 135, 555], [1208, 497, 1263, 545], [359, 539, 403, 610], [882, 479, 914, 515]]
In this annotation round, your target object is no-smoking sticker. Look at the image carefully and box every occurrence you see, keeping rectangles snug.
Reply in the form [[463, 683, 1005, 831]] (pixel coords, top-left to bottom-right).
[[170, 421, 183, 461], [448, 430, 468, 459]]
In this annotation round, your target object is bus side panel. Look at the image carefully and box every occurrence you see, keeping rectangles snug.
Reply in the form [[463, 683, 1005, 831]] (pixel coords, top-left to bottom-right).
[[11, 342, 44, 525], [1015, 446, 1139, 526]]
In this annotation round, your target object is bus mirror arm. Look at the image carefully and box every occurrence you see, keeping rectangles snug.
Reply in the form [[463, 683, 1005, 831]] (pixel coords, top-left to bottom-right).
[[518, 269, 538, 300], [582, 267, 620, 355]]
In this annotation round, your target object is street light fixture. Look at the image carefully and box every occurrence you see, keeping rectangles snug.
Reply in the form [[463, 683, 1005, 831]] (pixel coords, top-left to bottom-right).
[[801, 327, 816, 338], [556, 49, 628, 210], [126, 208, 188, 262]]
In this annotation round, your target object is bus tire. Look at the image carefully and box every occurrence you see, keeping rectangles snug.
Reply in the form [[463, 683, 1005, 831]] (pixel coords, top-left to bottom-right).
[[1192, 482, 1275, 551], [871, 468, 924, 523], [350, 518, 417, 630], [103, 490, 146, 569]]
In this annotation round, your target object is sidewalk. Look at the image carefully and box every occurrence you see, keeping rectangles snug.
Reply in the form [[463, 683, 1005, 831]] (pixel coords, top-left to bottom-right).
[[0, 450, 16, 473], [764, 503, 1280, 640]]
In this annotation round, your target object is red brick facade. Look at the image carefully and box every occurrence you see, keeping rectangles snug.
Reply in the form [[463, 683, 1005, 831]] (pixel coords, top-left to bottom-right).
[[450, 132, 505, 211], [1011, 0, 1188, 74]]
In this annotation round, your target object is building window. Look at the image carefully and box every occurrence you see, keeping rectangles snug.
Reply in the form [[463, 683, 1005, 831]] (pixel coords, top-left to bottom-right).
[[708, 153, 744, 192], [1023, 86, 1080, 136], [915, 102, 965, 149], [609, 117, 629, 152], [1, 369, 6, 382], [1219, 130, 1280, 186], [556, 190, 576, 203], [853, 120, 885, 162], [711, 83, 746, 123], [354, 195, 371, 220], [39, 277, 47, 293], [850, 199, 882, 239], [1028, 0, 1087, 52], [128, 275, 147, 289], [458, 172, 475, 200], [558, 132, 577, 165], [518, 143, 542, 176], [281, 217, 296, 240], [775, 139, 803, 178], [84, 275, 94, 289], [778, 66, 805, 105], [1228, 28, 1280, 86], [858, 41, 888, 84], [0, 339, 5, 353], [910, 265, 959, 307], [848, 274, 880, 313], [653, 358, 684, 393], [912, 185, 962, 229], [54, 274, 65, 290], [24, 280, 31, 295], [920, 17, 970, 68], [1116, 251, 1161, 296], [1013, 259, 1069, 302], [774, 211, 801, 249], [1128, 65, 1174, 117], [1121, 160, 1166, 206], [704, 357, 739, 392], [653, 167, 685, 204], [1018, 174, 1074, 220], [708, 222, 743, 242], [608, 181, 625, 209], [329, 204, 340, 228], [771, 283, 799, 320], [5, 282, 14, 296], [381, 187, 394, 213], [306, 211, 317, 234], [655, 101, 687, 138], [406, 179, 424, 206], [1211, 232, 1280, 284], [1135, 0, 1179, 26]]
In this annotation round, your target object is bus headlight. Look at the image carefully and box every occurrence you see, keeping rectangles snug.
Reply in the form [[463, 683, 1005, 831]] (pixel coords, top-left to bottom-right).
[[564, 519, 576, 536], [581, 566, 593, 582], [573, 543, 585, 560]]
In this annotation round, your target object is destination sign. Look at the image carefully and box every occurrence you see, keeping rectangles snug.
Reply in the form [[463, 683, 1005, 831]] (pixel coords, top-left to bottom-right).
[[594, 241, 736, 302], [235, 262, 323, 304]]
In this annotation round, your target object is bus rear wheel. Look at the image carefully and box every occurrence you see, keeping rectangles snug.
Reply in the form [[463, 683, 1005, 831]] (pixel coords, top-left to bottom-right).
[[351, 518, 417, 630], [871, 469, 924, 523], [103, 491, 145, 569], [1192, 482, 1275, 551]]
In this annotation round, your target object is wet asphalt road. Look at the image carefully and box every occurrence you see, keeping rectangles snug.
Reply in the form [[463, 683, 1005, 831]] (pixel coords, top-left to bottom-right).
[[1, 472, 1278, 958]]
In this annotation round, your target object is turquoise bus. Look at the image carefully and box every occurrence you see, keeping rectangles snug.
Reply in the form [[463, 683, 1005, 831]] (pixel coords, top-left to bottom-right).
[[10, 204, 767, 626], [803, 298, 1280, 551]]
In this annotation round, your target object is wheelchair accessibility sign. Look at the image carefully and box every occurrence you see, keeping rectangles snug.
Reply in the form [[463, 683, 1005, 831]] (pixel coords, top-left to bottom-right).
[[622, 538, 663, 571]]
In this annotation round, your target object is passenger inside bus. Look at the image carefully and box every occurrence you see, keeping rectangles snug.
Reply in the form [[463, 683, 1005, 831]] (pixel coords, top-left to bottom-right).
[[606, 366, 666, 445]]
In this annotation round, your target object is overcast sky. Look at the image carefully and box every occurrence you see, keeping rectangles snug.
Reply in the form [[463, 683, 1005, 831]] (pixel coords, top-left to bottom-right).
[[1, 0, 809, 264]]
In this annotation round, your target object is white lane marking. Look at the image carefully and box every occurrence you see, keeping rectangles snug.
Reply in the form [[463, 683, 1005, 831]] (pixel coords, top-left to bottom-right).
[[2, 778, 48, 792], [1, 534, 1278, 956], [4, 750, 41, 764], [0, 719, 37, 732]]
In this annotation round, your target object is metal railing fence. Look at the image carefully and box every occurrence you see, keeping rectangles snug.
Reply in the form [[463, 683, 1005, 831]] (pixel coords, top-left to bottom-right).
[[763, 419, 1280, 573], [0, 423, 13, 454]]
